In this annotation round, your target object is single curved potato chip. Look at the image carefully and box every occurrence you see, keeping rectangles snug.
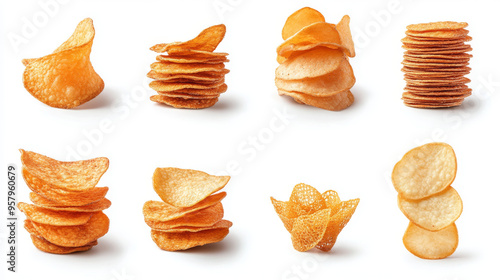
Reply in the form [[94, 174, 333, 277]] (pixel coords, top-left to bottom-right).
[[276, 47, 344, 80], [153, 220, 232, 233], [30, 234, 96, 254], [170, 83, 228, 95], [150, 24, 226, 53], [403, 222, 458, 259], [30, 212, 109, 247], [275, 58, 355, 96], [277, 42, 347, 63], [270, 197, 296, 233], [157, 92, 220, 100], [151, 228, 229, 251], [23, 168, 108, 206], [398, 187, 462, 231], [149, 79, 225, 91], [165, 49, 228, 58], [30, 192, 111, 212], [282, 7, 325, 40], [18, 202, 93, 226], [151, 95, 219, 109], [322, 190, 341, 210], [156, 55, 228, 64], [392, 143, 457, 200], [278, 89, 355, 111], [316, 198, 359, 251], [151, 62, 225, 74], [22, 18, 104, 109], [291, 208, 330, 252], [143, 192, 226, 222], [20, 150, 109, 192], [147, 70, 225, 82], [336, 15, 355, 57], [407, 21, 468, 32], [146, 202, 223, 230], [289, 183, 326, 216], [153, 168, 230, 207]]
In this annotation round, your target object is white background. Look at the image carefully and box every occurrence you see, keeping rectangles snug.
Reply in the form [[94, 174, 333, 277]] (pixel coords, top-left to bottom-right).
[[1, 0, 499, 279]]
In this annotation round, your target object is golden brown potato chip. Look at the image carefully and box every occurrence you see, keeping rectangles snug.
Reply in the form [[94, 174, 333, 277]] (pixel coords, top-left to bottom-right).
[[153, 168, 230, 207], [322, 190, 341, 210], [150, 24, 226, 53], [336, 15, 355, 57], [147, 70, 226, 82], [156, 55, 229, 64], [278, 89, 355, 111], [23, 168, 108, 206], [407, 21, 468, 32], [20, 150, 109, 192], [30, 212, 109, 247], [276, 47, 344, 80], [30, 234, 96, 254], [151, 228, 229, 251], [22, 18, 104, 109], [403, 222, 458, 259], [170, 84, 228, 96], [157, 92, 220, 100], [398, 187, 462, 231], [289, 183, 326, 216], [30, 192, 112, 212], [316, 198, 359, 251], [392, 143, 457, 200], [153, 220, 232, 233], [150, 62, 225, 74], [270, 197, 296, 233], [143, 192, 226, 222], [291, 208, 330, 252], [165, 49, 228, 58], [146, 202, 223, 230], [18, 202, 93, 226], [282, 7, 326, 40], [149, 79, 225, 92], [151, 95, 219, 109]]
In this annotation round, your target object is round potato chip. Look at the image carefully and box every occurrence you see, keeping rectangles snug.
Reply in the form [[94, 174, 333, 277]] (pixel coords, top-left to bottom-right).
[[153, 220, 232, 233], [30, 211, 109, 247], [403, 222, 458, 259], [276, 47, 344, 80], [398, 187, 462, 231], [150, 95, 219, 109], [22, 18, 104, 109], [165, 49, 228, 57], [149, 79, 224, 92], [156, 55, 229, 64], [151, 228, 229, 251], [157, 92, 220, 100], [406, 29, 469, 39], [282, 7, 326, 40], [336, 15, 355, 57], [30, 192, 112, 212], [407, 21, 468, 32], [153, 168, 230, 207], [150, 24, 226, 53], [18, 202, 93, 226], [20, 150, 109, 192], [147, 70, 227, 81], [392, 143, 457, 200], [146, 202, 223, 230], [143, 192, 226, 222], [279, 89, 355, 111], [30, 234, 96, 254], [291, 208, 331, 252], [150, 62, 225, 74]]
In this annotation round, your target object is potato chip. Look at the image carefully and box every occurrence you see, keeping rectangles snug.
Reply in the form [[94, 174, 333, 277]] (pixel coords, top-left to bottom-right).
[[156, 55, 229, 64], [291, 208, 330, 252], [151, 228, 229, 251], [289, 183, 326, 216], [151, 95, 219, 109], [29, 211, 109, 247], [278, 89, 355, 111], [143, 192, 226, 222], [18, 202, 93, 226], [336, 15, 355, 57], [407, 21, 468, 32], [146, 202, 223, 230], [270, 197, 296, 233], [153, 168, 230, 207], [276, 47, 344, 80], [23, 168, 108, 206], [30, 234, 96, 254], [153, 220, 232, 233], [150, 25, 226, 53], [30, 192, 111, 212], [392, 143, 456, 200], [20, 150, 109, 192], [169, 84, 228, 96], [164, 49, 228, 57], [147, 70, 227, 81], [157, 92, 220, 100], [22, 18, 104, 109], [403, 222, 458, 259], [282, 7, 326, 40], [151, 62, 225, 74], [149, 79, 225, 92], [398, 187, 462, 231], [316, 198, 359, 251]]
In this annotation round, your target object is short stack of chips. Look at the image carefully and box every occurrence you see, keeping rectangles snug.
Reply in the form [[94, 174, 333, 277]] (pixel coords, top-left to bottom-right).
[[18, 150, 111, 254], [402, 21, 473, 108], [148, 25, 229, 109], [143, 168, 232, 251]]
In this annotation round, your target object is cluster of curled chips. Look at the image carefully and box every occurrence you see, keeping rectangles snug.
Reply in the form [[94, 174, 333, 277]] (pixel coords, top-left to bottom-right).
[[143, 168, 232, 251], [271, 183, 359, 252], [392, 142, 463, 259], [148, 25, 230, 109], [22, 18, 104, 109], [18, 150, 111, 254], [402, 21, 472, 108], [275, 7, 356, 111]]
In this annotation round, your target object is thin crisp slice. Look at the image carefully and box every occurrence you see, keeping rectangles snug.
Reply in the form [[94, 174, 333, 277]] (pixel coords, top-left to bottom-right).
[[151, 95, 219, 109], [150, 24, 226, 53], [18, 202, 93, 226], [146, 202, 223, 230], [336, 15, 355, 57], [30, 192, 111, 212], [282, 7, 325, 40], [149, 79, 224, 91], [153, 220, 232, 233], [276, 47, 344, 80], [279, 89, 355, 111], [270, 197, 296, 233], [289, 183, 326, 216], [151, 228, 229, 251], [150, 62, 225, 74], [30, 234, 96, 254], [156, 55, 228, 64], [403, 222, 459, 259], [407, 21, 468, 32], [291, 208, 330, 252]]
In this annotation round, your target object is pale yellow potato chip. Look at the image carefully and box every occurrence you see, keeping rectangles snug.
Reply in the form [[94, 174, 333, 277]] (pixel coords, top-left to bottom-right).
[[403, 222, 458, 259]]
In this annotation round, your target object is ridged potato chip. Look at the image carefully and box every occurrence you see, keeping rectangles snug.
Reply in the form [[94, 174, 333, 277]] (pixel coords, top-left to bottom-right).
[[153, 220, 232, 233], [151, 25, 226, 53], [20, 150, 109, 192], [22, 18, 104, 109], [153, 168, 230, 207], [18, 202, 92, 226], [29, 211, 109, 247], [30, 192, 112, 212], [392, 143, 457, 200], [151, 228, 229, 251], [403, 222, 458, 259], [146, 202, 223, 230], [30, 234, 96, 254], [282, 7, 326, 40], [291, 208, 330, 252], [276, 47, 344, 80], [143, 192, 226, 222], [398, 187, 462, 231]]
